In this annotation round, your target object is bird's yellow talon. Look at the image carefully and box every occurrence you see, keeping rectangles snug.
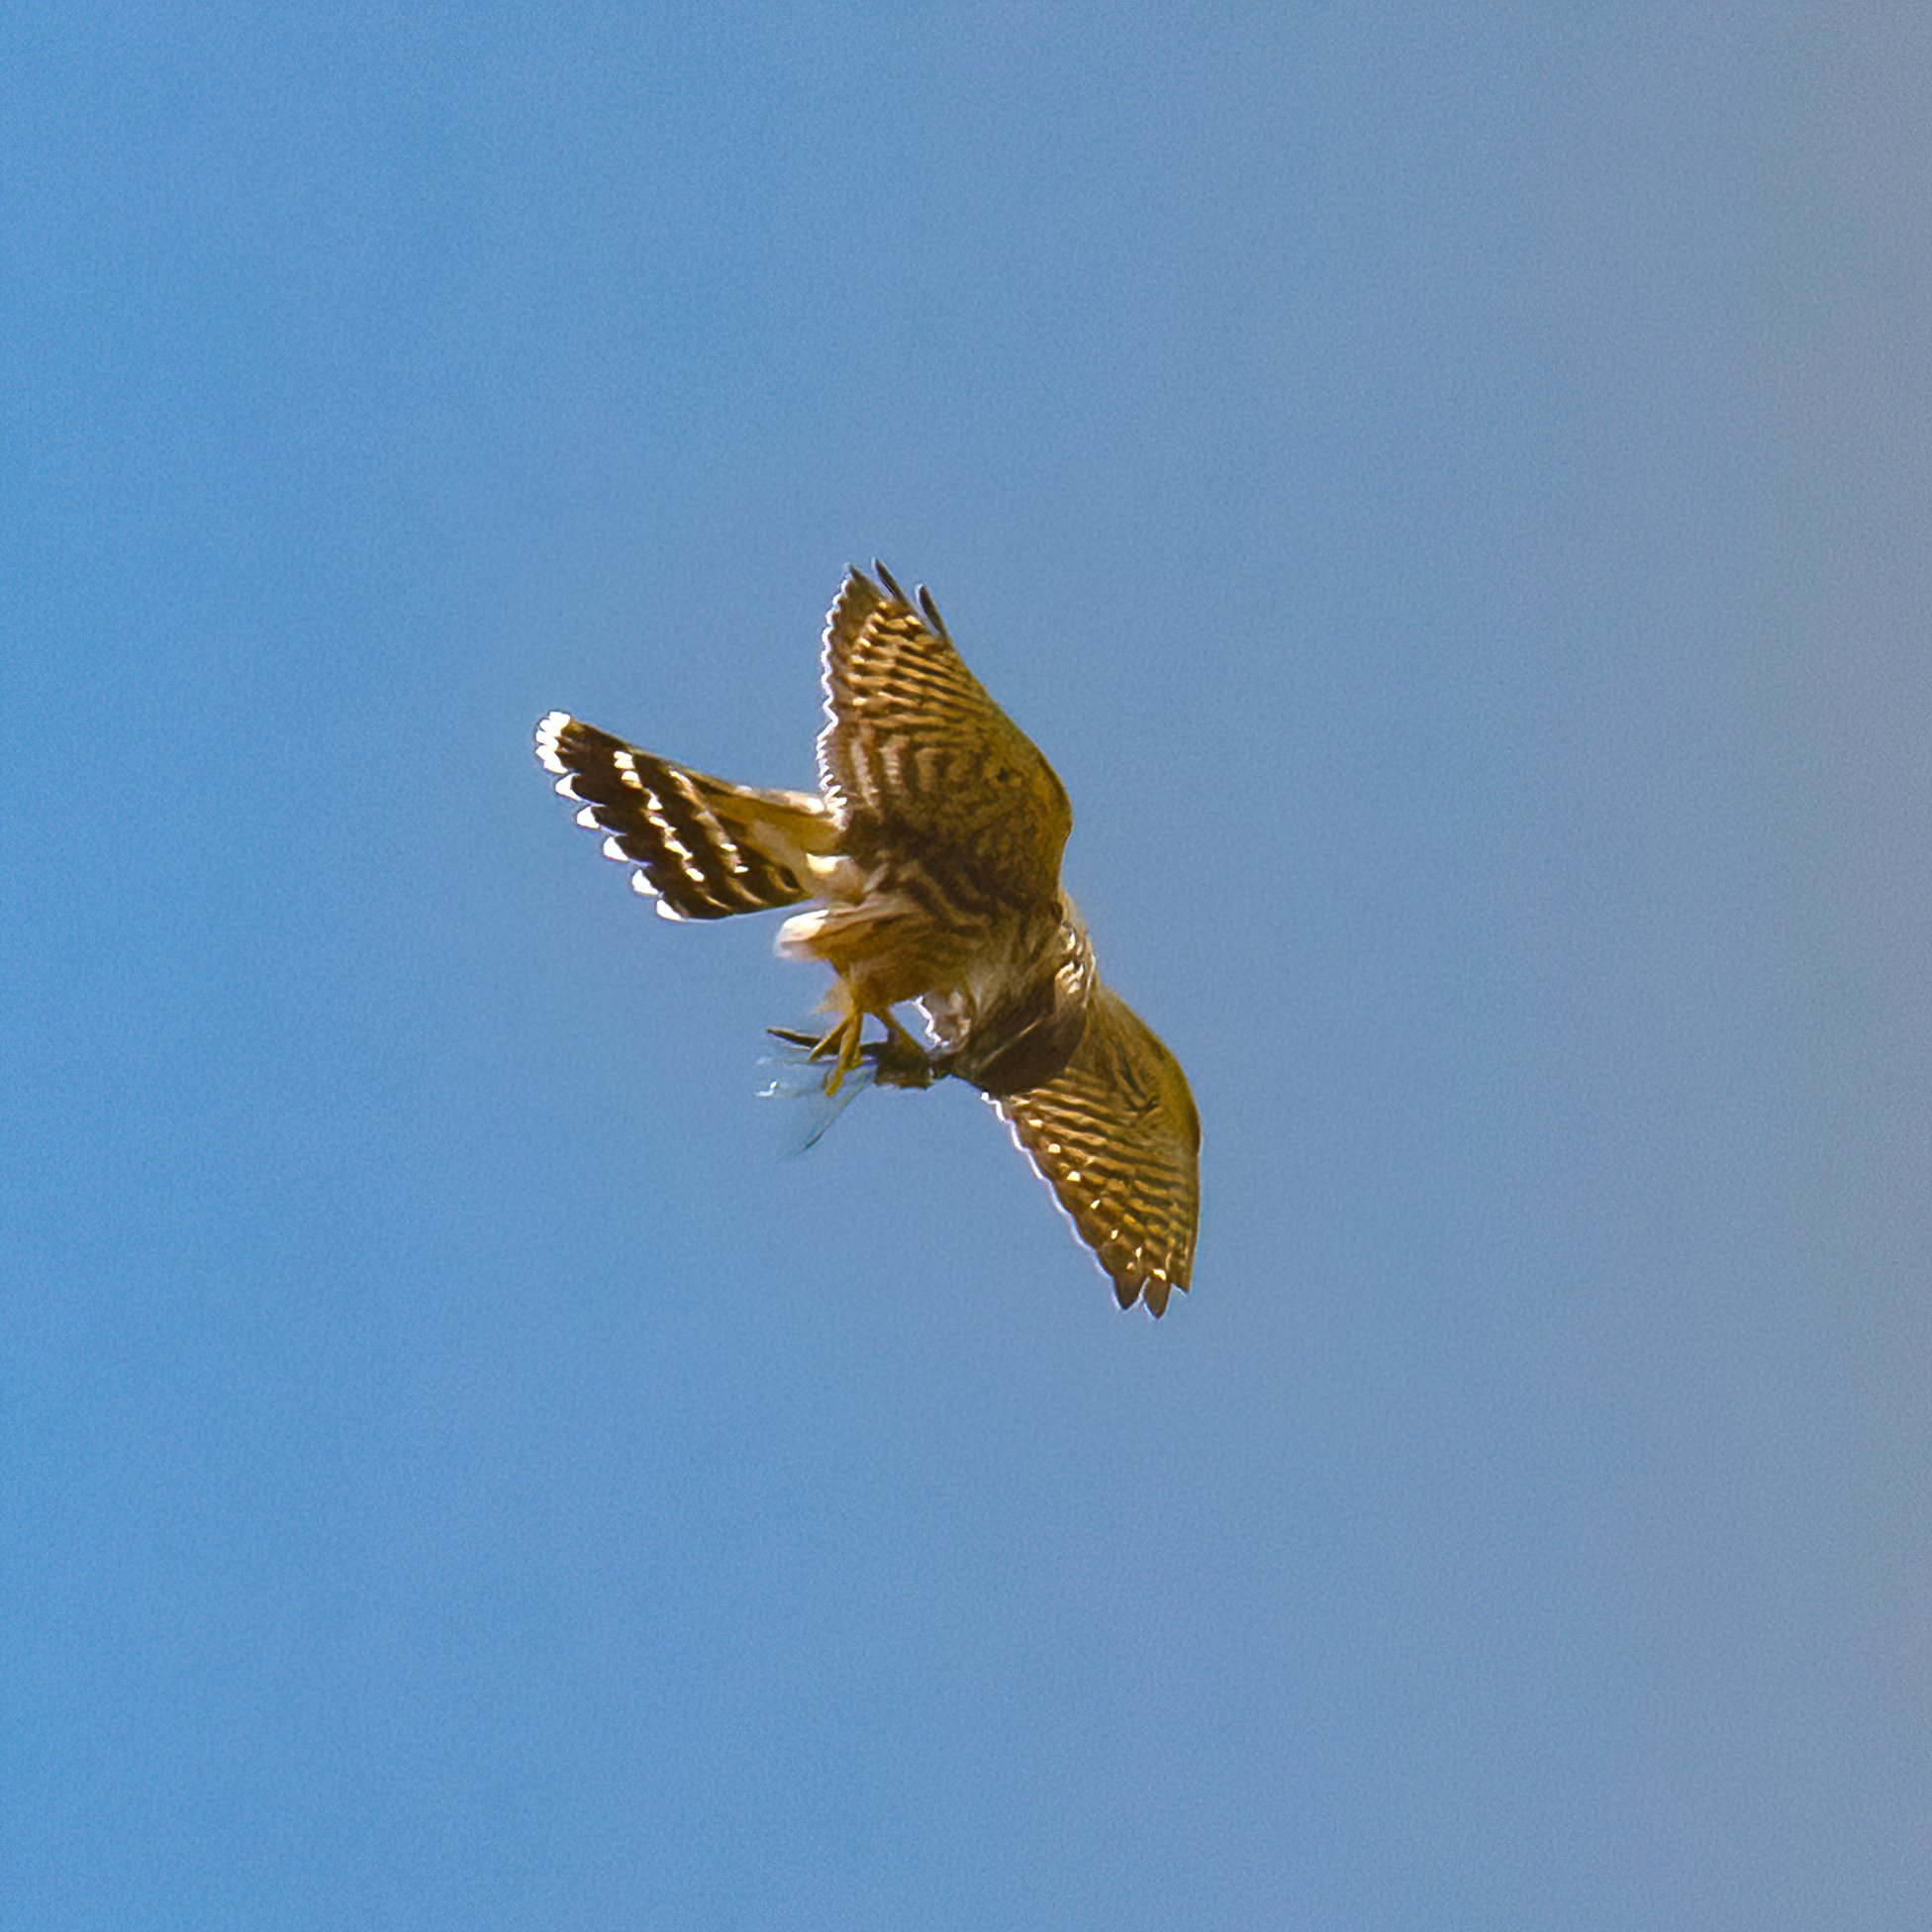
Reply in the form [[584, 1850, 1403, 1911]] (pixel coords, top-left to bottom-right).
[[810, 1011, 866, 1095]]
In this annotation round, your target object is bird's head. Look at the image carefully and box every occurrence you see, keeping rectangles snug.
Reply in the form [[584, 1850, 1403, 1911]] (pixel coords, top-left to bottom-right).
[[947, 900, 1095, 1097]]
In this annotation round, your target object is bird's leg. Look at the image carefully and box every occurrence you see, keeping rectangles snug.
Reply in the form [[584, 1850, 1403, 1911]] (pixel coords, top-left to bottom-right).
[[770, 1012, 937, 1093], [868, 1010, 936, 1089], [796, 986, 938, 1095], [805, 994, 868, 1096], [880, 1010, 922, 1056]]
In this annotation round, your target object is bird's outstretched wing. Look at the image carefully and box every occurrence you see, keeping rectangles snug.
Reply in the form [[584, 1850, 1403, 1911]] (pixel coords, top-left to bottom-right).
[[994, 984, 1201, 1315], [818, 565, 1072, 908]]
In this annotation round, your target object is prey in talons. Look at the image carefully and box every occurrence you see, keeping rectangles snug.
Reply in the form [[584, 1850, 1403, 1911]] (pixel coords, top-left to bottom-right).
[[766, 1016, 944, 1093]]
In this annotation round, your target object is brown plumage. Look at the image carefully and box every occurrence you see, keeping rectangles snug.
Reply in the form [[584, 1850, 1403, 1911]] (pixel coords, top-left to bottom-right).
[[535, 564, 1199, 1313]]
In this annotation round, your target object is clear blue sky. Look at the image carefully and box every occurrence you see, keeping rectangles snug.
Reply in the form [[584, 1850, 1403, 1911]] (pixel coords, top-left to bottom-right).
[[6, 5, 1928, 1926]]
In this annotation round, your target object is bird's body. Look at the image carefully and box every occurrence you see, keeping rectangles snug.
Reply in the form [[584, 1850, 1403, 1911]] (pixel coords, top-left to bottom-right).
[[535, 565, 1199, 1313]]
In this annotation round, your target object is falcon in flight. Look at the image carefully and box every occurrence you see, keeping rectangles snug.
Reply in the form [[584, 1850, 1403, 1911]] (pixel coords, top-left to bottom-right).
[[534, 565, 1200, 1314]]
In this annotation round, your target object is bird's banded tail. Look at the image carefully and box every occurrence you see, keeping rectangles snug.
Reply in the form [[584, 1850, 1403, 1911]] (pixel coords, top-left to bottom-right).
[[535, 712, 834, 920]]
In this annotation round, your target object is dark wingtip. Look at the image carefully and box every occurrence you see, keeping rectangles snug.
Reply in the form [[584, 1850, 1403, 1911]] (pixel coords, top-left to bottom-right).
[[873, 559, 909, 606], [916, 584, 949, 637], [1138, 1272, 1180, 1318]]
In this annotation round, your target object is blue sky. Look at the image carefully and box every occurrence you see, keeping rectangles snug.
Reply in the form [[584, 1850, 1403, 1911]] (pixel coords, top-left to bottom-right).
[[5, 4, 1928, 1926]]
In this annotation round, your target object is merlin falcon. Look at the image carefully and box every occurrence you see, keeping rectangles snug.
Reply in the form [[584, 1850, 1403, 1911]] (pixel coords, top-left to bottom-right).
[[533, 565, 1200, 1314]]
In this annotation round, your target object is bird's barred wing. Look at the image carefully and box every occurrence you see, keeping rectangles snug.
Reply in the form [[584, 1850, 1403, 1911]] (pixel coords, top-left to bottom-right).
[[818, 565, 1072, 907], [994, 983, 1200, 1315], [535, 712, 827, 920]]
